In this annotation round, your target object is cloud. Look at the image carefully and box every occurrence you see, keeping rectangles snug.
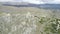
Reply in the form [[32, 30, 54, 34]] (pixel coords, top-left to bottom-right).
[[51, 0, 60, 4], [41, 0, 60, 4], [41, 0, 53, 2], [13, 0, 45, 4], [0, 0, 45, 4], [0, 0, 13, 2], [0, 0, 60, 4], [22, 0, 45, 4]]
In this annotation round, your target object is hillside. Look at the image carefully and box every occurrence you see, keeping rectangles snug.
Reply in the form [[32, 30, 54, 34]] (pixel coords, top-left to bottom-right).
[[0, 5, 53, 16], [0, 5, 60, 34]]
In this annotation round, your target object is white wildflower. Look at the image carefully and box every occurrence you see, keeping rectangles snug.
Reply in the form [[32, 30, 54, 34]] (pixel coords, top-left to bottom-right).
[[56, 24, 60, 31], [6, 13, 11, 16], [21, 21, 26, 25], [26, 12, 31, 18], [58, 21, 60, 24]]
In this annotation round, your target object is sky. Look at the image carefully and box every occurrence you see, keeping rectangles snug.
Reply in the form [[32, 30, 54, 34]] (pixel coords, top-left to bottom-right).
[[0, 0, 60, 4]]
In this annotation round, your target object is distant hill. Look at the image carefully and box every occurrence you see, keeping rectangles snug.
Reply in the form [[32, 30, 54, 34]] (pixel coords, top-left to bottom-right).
[[0, 5, 60, 18], [1, 2, 60, 9]]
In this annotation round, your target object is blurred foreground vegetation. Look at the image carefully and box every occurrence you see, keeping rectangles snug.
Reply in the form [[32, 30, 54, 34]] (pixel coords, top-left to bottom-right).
[[0, 5, 60, 34]]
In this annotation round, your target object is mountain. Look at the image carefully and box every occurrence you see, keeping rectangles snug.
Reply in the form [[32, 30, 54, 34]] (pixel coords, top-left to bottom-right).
[[1, 2, 60, 9]]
